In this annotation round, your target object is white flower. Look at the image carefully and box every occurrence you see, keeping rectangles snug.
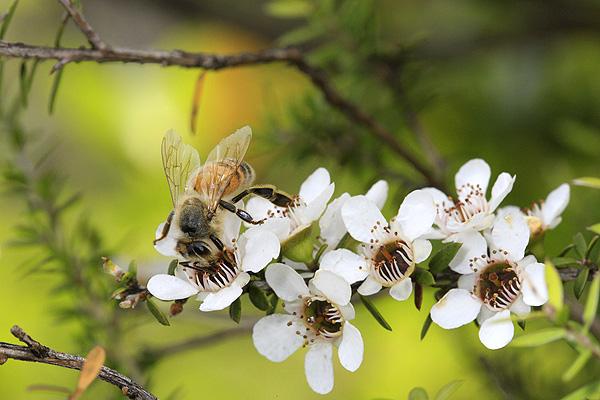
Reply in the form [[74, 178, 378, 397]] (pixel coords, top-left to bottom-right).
[[324, 190, 435, 301], [319, 180, 388, 250], [147, 213, 280, 312], [524, 183, 570, 238], [252, 263, 362, 394], [246, 167, 335, 243], [429, 209, 548, 350], [424, 158, 515, 237]]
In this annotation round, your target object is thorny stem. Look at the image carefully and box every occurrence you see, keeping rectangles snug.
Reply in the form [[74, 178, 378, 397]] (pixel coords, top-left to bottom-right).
[[0, 0, 444, 189], [0, 326, 157, 400]]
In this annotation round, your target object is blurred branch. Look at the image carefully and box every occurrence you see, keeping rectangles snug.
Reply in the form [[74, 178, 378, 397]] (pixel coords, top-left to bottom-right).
[[143, 324, 252, 360], [0, 325, 157, 400], [56, 0, 107, 50], [0, 0, 443, 188]]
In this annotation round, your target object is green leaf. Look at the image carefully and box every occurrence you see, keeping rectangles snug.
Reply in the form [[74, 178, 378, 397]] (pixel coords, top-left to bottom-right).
[[573, 233, 587, 258], [408, 387, 429, 400], [434, 380, 463, 400], [267, 293, 279, 315], [248, 285, 271, 311], [229, 297, 241, 324], [587, 236, 599, 258], [517, 320, 526, 331], [420, 314, 433, 341], [574, 268, 589, 300], [429, 242, 462, 274], [552, 257, 579, 268], [264, 0, 313, 18], [562, 350, 591, 382], [415, 268, 435, 286], [48, 68, 64, 114], [127, 259, 138, 276], [359, 294, 392, 331], [589, 224, 600, 235], [560, 380, 600, 400], [167, 259, 178, 275], [146, 299, 170, 326], [573, 176, 600, 189], [511, 328, 566, 347], [545, 260, 564, 313], [583, 273, 600, 331], [0, 0, 19, 40]]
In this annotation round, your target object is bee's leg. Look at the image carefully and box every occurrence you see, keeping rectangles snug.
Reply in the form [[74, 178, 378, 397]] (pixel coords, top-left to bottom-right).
[[219, 200, 265, 225], [209, 234, 225, 251], [153, 210, 175, 245], [231, 185, 294, 207]]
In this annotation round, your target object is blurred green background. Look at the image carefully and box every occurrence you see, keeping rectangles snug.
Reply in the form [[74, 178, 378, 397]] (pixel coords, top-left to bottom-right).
[[1, 0, 599, 399]]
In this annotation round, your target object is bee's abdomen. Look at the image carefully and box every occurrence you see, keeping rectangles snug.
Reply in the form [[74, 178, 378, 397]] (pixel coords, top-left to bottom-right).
[[238, 161, 255, 188]]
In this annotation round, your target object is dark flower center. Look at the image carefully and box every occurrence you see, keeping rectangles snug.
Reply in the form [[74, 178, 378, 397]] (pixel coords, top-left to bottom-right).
[[372, 240, 414, 285], [476, 262, 521, 310], [302, 297, 344, 339], [181, 249, 239, 292]]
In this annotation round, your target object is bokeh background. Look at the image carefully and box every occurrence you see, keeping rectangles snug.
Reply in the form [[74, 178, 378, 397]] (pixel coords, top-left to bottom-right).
[[1, 0, 599, 399]]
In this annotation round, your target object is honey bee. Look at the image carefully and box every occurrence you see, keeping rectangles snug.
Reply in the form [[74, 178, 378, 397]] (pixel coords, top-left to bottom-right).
[[153, 126, 293, 262]]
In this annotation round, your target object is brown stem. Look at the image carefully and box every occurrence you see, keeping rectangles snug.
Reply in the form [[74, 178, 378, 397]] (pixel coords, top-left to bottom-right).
[[0, 38, 440, 187], [56, 0, 108, 50], [0, 325, 156, 400]]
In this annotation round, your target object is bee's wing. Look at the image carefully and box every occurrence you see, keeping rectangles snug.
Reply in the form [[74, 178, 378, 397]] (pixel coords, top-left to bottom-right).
[[201, 126, 252, 213], [161, 130, 201, 207]]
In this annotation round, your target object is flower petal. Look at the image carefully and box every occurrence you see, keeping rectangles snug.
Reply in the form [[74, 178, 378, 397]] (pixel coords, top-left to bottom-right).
[[510, 295, 531, 317], [310, 270, 351, 305], [455, 159, 491, 197], [253, 314, 304, 362], [300, 183, 335, 224], [154, 222, 179, 257], [479, 309, 514, 349], [542, 183, 570, 227], [477, 306, 496, 325], [245, 196, 274, 220], [319, 193, 351, 248], [430, 288, 481, 329], [147, 274, 198, 301], [319, 249, 368, 284], [338, 322, 363, 372], [491, 209, 530, 262], [521, 261, 548, 306], [457, 273, 476, 291], [488, 172, 515, 212], [365, 180, 389, 210], [222, 205, 242, 245], [413, 239, 432, 263], [238, 227, 280, 273], [396, 189, 436, 241], [265, 263, 309, 301], [305, 342, 334, 394], [448, 231, 488, 274], [389, 278, 413, 301], [199, 282, 243, 311], [299, 167, 331, 203], [339, 303, 355, 320], [341, 195, 387, 244], [357, 275, 383, 296]]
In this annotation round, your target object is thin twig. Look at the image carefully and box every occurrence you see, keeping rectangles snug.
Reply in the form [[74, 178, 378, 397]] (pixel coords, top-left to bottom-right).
[[0, 325, 157, 400], [0, 38, 440, 187], [56, 0, 108, 50]]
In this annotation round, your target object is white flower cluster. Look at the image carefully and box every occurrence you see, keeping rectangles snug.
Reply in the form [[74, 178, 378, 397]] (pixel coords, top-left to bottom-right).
[[146, 160, 570, 394]]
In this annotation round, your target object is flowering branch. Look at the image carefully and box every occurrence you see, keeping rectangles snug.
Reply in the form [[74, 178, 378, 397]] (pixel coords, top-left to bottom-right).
[[0, 325, 157, 400]]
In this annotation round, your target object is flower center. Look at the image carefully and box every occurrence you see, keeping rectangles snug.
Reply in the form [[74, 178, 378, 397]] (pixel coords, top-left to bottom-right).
[[442, 184, 488, 226], [301, 296, 344, 339], [476, 261, 521, 311], [181, 249, 239, 292], [266, 195, 304, 231], [372, 240, 414, 286]]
